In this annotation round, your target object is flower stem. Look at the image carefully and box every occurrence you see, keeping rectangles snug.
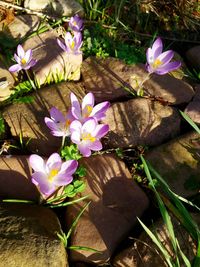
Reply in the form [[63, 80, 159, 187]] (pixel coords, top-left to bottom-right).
[[25, 70, 36, 90], [137, 72, 152, 94], [61, 135, 66, 149]]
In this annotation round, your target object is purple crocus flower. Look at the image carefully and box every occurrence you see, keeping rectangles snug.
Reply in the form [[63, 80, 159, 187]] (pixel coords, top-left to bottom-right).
[[44, 107, 75, 137], [57, 32, 82, 54], [69, 14, 84, 32], [71, 92, 110, 123], [29, 153, 78, 196], [146, 38, 181, 75], [70, 118, 109, 157], [9, 44, 37, 72]]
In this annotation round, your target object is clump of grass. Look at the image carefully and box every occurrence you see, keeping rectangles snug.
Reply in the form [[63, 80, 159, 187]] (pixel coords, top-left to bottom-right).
[[139, 156, 200, 267]]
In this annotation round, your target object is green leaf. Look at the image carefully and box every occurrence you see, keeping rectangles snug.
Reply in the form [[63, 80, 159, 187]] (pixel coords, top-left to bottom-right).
[[74, 180, 86, 193], [0, 115, 5, 136], [75, 165, 87, 177], [61, 144, 82, 160]]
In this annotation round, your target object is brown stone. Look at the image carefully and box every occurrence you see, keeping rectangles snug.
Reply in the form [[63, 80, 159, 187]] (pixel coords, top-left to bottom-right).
[[0, 202, 68, 267], [129, 64, 194, 105], [103, 98, 180, 148], [0, 15, 40, 40], [145, 131, 200, 198], [0, 61, 15, 102], [81, 57, 132, 103], [3, 82, 85, 155], [81, 57, 194, 105], [23, 30, 82, 85], [67, 154, 149, 265], [185, 84, 200, 124], [0, 155, 39, 201], [185, 46, 200, 71]]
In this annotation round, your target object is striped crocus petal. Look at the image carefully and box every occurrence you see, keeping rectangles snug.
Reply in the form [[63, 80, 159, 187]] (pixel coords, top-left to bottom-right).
[[155, 61, 181, 75], [69, 14, 84, 32]]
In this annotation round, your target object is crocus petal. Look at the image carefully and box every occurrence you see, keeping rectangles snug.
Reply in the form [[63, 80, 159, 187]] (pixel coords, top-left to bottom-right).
[[90, 101, 110, 118], [57, 38, 67, 52], [78, 143, 91, 157], [48, 161, 62, 173], [146, 48, 153, 64], [50, 107, 65, 122], [14, 53, 21, 64], [24, 49, 33, 63], [70, 120, 82, 133], [93, 124, 109, 138], [45, 117, 59, 131], [71, 131, 81, 143], [74, 32, 82, 47], [27, 59, 37, 68], [89, 140, 102, 151], [17, 44, 25, 58], [59, 160, 78, 176], [53, 174, 73, 186], [69, 14, 83, 32], [65, 32, 73, 45], [145, 63, 153, 73], [51, 130, 66, 137], [151, 38, 163, 58], [157, 50, 174, 65], [155, 61, 181, 75], [32, 172, 55, 196], [70, 93, 81, 119], [29, 154, 45, 172], [46, 153, 62, 169], [9, 64, 22, 72], [82, 93, 94, 110], [82, 118, 97, 133]]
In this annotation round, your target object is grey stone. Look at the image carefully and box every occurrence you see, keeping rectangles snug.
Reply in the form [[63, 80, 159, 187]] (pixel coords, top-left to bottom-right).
[[3, 82, 85, 155], [23, 30, 82, 85], [0, 202, 68, 267], [67, 154, 149, 265], [146, 131, 200, 198], [24, 0, 84, 17], [103, 98, 181, 148]]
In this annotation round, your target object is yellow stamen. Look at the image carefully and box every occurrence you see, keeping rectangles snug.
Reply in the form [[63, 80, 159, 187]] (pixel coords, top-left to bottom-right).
[[21, 58, 27, 65], [73, 21, 77, 25], [48, 169, 59, 182], [71, 41, 75, 49], [65, 119, 71, 128], [85, 105, 93, 117], [82, 133, 96, 142], [152, 59, 162, 68]]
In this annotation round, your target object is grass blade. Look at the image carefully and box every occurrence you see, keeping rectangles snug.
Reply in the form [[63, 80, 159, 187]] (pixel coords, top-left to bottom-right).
[[66, 201, 91, 240], [138, 217, 173, 267], [180, 110, 200, 134]]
